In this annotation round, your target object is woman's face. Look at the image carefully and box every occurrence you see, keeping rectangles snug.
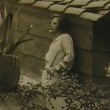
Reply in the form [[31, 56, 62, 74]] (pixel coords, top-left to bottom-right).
[[49, 17, 60, 34]]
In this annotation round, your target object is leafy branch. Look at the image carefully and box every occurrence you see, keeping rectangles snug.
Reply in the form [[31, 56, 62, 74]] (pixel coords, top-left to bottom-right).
[[0, 6, 34, 55]]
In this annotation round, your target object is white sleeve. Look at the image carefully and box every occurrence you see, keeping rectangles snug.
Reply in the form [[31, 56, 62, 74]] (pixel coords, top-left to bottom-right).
[[55, 34, 75, 71]]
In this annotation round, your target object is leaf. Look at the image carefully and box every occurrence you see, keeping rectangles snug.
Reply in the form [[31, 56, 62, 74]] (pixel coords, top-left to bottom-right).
[[0, 12, 11, 52], [5, 38, 33, 54], [6, 8, 21, 50]]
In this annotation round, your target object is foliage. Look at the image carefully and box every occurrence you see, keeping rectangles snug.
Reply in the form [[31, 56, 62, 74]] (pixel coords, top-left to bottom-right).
[[0, 82, 48, 110], [45, 73, 110, 110], [0, 7, 33, 55], [0, 74, 110, 110]]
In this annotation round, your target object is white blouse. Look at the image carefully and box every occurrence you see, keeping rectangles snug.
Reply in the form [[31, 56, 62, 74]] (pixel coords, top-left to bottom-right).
[[42, 33, 75, 86]]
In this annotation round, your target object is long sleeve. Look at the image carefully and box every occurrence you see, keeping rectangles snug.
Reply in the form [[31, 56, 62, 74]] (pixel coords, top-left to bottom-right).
[[54, 34, 75, 72]]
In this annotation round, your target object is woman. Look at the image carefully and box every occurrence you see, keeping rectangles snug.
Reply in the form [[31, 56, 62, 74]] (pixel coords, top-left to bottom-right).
[[41, 14, 75, 86]]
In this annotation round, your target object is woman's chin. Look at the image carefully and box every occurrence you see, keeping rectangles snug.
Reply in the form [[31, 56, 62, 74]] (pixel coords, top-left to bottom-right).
[[49, 30, 53, 33]]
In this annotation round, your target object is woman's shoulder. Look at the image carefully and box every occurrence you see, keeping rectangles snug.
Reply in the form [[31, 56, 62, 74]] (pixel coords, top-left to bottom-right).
[[60, 33, 72, 40]]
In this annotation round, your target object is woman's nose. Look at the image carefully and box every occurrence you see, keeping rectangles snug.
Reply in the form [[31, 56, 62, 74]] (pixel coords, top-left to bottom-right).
[[50, 22, 53, 27], [49, 24, 52, 27]]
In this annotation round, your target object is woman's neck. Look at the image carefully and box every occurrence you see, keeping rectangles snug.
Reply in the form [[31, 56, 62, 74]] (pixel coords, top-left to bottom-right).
[[53, 31, 62, 39]]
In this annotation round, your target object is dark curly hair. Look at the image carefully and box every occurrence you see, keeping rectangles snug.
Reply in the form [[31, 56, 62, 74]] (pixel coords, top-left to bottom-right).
[[51, 14, 72, 34]]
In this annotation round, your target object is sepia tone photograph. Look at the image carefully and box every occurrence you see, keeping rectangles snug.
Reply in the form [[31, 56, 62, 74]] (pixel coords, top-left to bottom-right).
[[0, 0, 110, 110]]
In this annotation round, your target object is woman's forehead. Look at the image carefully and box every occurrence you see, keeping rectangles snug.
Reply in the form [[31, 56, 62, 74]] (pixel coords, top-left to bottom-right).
[[51, 17, 59, 22]]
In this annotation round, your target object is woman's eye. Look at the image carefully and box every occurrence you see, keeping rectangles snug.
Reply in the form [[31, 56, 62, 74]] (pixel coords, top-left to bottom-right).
[[53, 22, 57, 25]]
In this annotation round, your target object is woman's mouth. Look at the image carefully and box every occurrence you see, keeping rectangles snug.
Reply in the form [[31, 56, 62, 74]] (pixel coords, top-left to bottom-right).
[[49, 27, 52, 30], [49, 27, 53, 32]]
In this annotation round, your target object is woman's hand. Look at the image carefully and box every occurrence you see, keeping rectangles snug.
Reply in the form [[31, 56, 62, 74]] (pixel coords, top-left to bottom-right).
[[46, 68, 54, 74]]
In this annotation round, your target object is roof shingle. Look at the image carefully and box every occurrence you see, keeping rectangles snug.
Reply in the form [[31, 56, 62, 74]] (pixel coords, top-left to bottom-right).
[[48, 4, 68, 12], [64, 7, 85, 15], [68, 0, 92, 7], [8, 0, 110, 21], [80, 12, 103, 21], [32, 1, 54, 8]]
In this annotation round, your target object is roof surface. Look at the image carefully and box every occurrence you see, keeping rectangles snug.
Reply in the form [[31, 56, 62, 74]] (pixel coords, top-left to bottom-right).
[[9, 0, 110, 21]]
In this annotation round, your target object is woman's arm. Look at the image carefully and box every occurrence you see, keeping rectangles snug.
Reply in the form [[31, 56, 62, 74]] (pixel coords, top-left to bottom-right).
[[54, 34, 75, 72]]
